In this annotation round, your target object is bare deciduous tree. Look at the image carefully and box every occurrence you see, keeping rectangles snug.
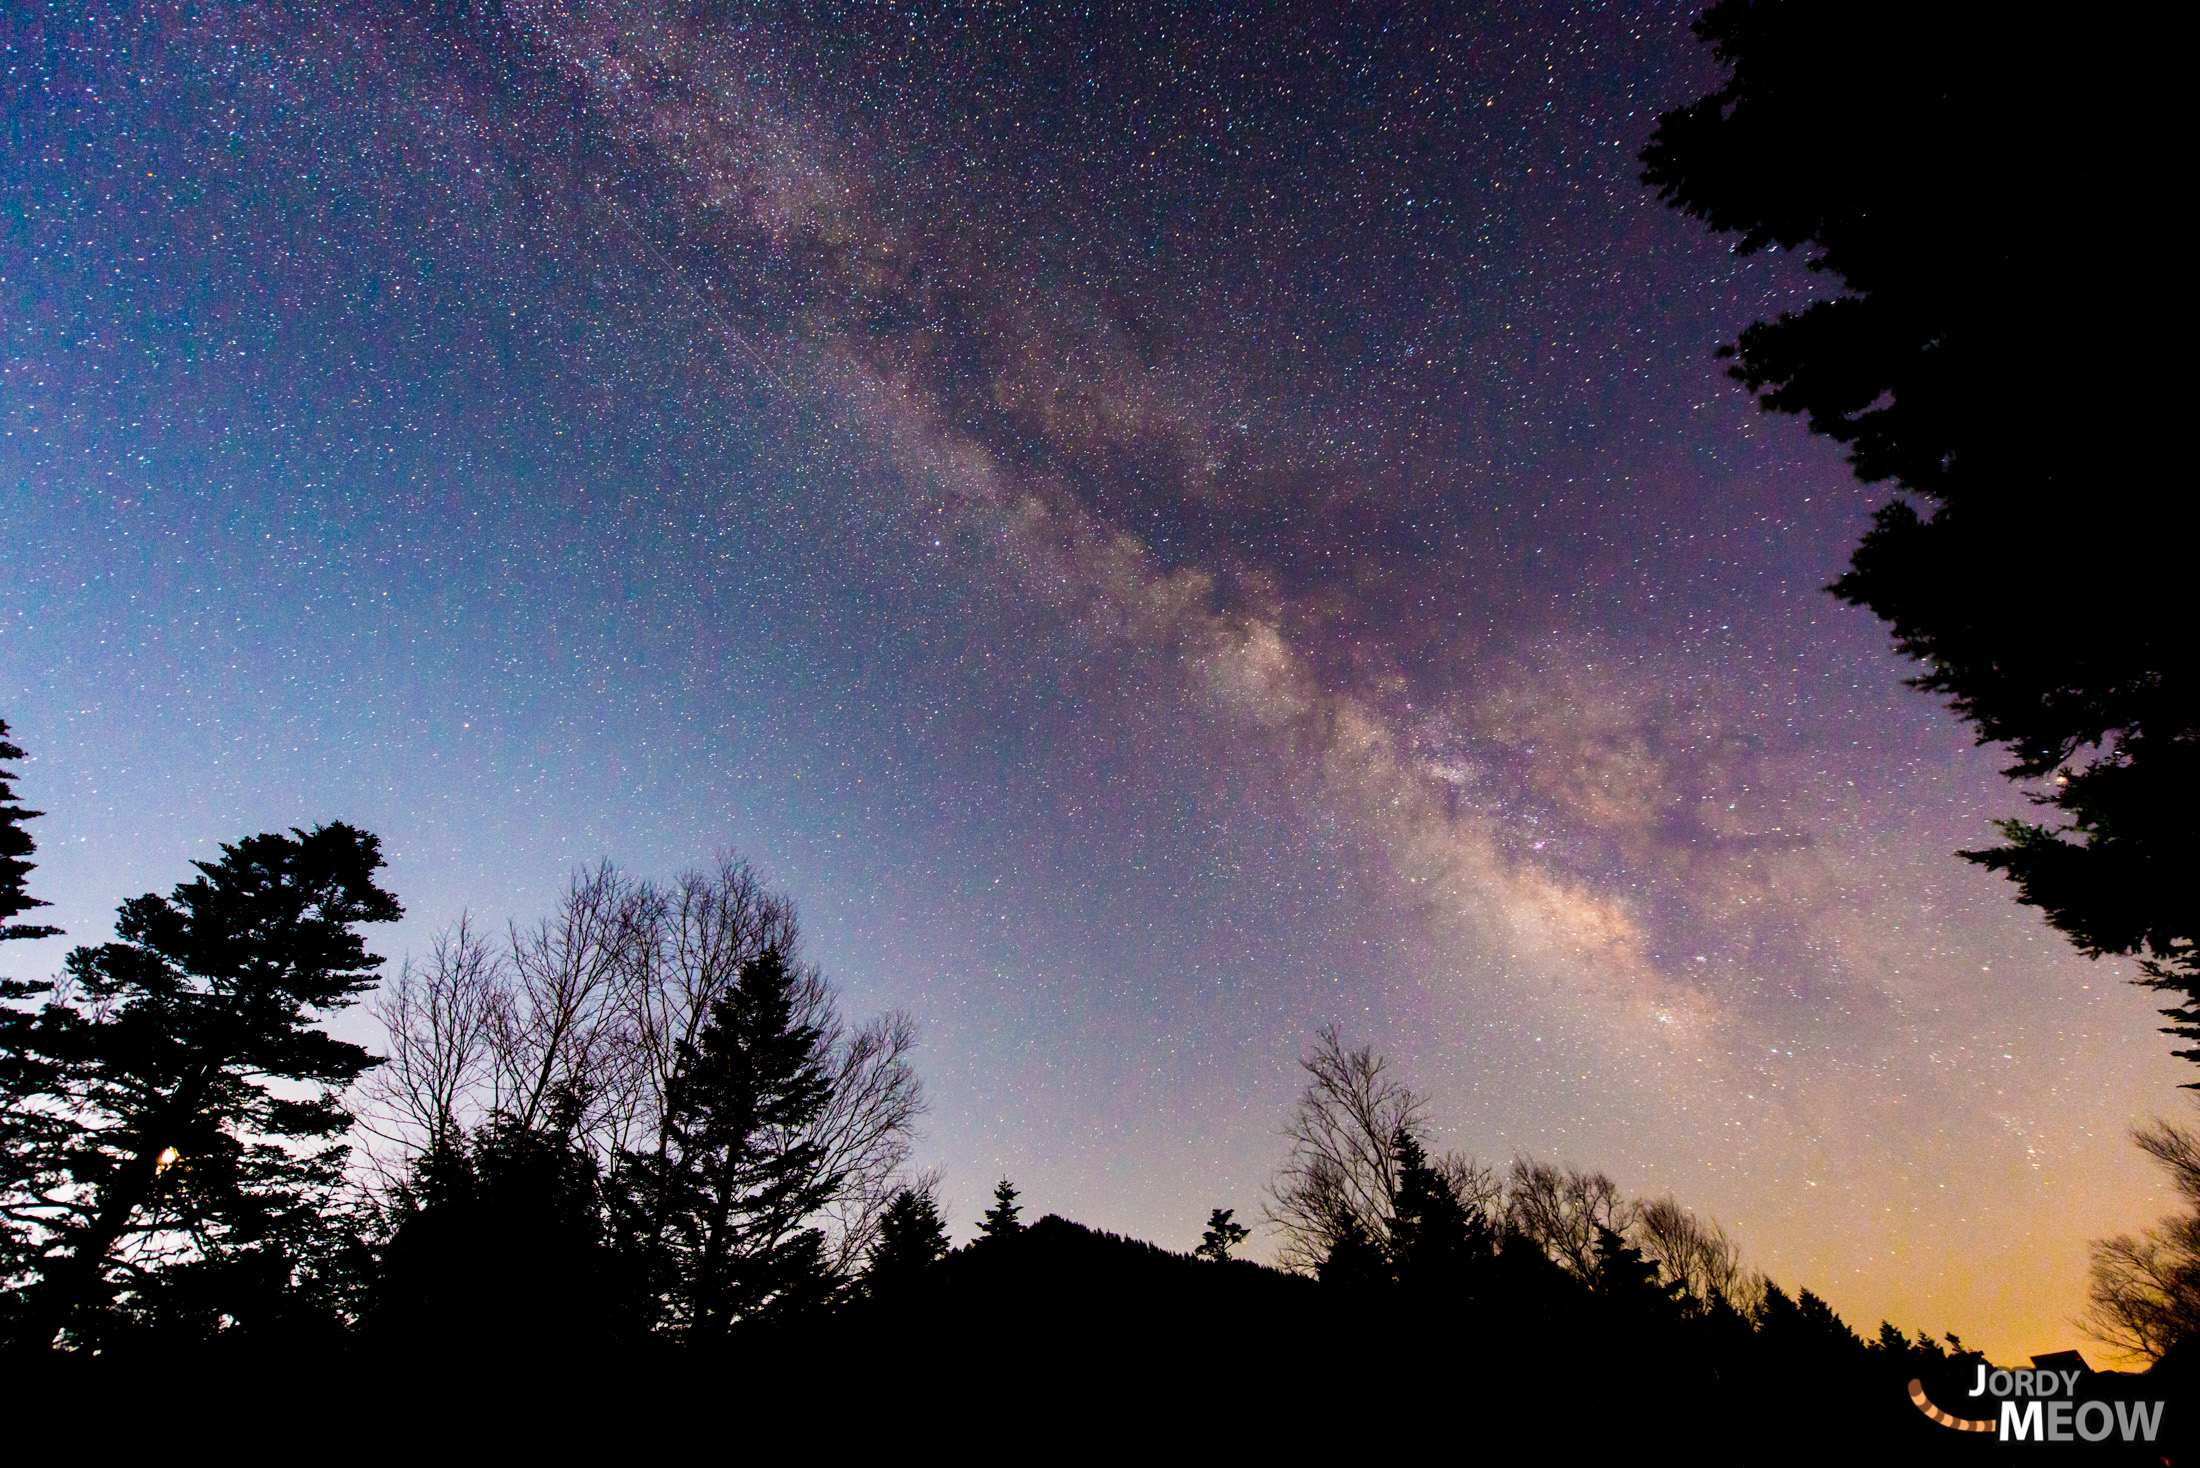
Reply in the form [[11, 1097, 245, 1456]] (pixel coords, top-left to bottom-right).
[[1634, 1194, 1743, 1307], [1263, 1027, 1498, 1273], [1505, 1157, 1633, 1280], [2085, 1112, 2200, 1363], [359, 913, 501, 1174], [805, 1007, 926, 1274], [1263, 1031, 1767, 1303], [494, 861, 655, 1148], [1439, 1153, 1504, 1222], [1264, 1026, 1426, 1272], [2085, 1226, 2200, 1363]]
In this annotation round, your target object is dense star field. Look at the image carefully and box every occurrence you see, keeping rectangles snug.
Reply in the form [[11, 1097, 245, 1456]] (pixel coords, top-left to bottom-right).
[[0, 1, 2179, 1360]]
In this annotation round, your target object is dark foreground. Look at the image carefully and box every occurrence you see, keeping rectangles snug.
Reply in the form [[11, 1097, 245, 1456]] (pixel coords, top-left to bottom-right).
[[17, 1216, 2191, 1464]]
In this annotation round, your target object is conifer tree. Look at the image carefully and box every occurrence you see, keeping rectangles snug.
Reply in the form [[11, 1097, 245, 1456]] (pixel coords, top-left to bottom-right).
[[0, 823, 400, 1349], [1317, 1214, 1387, 1291], [0, 720, 62, 1311], [371, 1096, 619, 1353], [865, 1185, 949, 1296], [1195, 1207, 1250, 1263], [0, 720, 60, 945], [1592, 1223, 1677, 1315], [1386, 1129, 1487, 1288], [978, 1178, 1022, 1238], [1642, 4, 2199, 1065], [613, 946, 841, 1340]]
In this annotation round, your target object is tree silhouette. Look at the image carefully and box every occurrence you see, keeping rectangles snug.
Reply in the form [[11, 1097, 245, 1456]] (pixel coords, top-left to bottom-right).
[[1195, 1208, 1250, 1263], [612, 946, 841, 1340], [1593, 1224, 1680, 1319], [1503, 1156, 1632, 1281], [978, 1178, 1022, 1239], [865, 1184, 949, 1296], [2084, 1110, 2200, 1362], [370, 1096, 621, 1354], [1643, 2, 2197, 1065], [366, 859, 925, 1277], [1387, 1130, 1488, 1290], [1265, 1026, 1427, 1270], [0, 823, 400, 1350], [1315, 1214, 1387, 1292], [1754, 1280, 1865, 1370], [0, 720, 62, 1320], [0, 720, 60, 945], [1635, 1194, 1747, 1310]]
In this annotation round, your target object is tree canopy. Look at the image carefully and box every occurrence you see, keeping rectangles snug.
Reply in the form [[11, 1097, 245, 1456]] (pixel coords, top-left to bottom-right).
[[1195, 1207, 1250, 1264], [0, 822, 400, 1350], [1642, 0, 2196, 1065], [865, 1184, 949, 1297], [614, 946, 843, 1339], [0, 719, 60, 946], [978, 1178, 1022, 1239]]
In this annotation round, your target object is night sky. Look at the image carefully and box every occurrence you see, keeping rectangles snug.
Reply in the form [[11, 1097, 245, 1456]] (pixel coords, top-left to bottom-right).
[[2, 1, 2180, 1360]]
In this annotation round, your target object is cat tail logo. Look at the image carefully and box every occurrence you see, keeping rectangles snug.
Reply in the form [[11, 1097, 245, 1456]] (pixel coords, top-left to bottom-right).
[[1908, 1379, 1993, 1433]]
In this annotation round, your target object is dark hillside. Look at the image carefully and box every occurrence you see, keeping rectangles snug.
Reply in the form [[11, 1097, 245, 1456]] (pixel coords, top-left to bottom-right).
[[811, 1216, 2184, 1464], [840, 1214, 1319, 1374]]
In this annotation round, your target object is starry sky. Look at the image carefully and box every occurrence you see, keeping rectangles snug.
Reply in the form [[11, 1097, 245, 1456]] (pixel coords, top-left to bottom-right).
[[1, 1, 2182, 1361]]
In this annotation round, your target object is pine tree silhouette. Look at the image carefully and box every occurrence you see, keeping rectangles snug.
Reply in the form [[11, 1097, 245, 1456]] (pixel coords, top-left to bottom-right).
[[0, 720, 60, 944], [1641, 3, 2200, 1065], [866, 1185, 949, 1296], [612, 946, 840, 1340], [1593, 1223, 1680, 1319], [0, 823, 400, 1350], [978, 1178, 1022, 1238], [1386, 1130, 1487, 1290], [1195, 1208, 1250, 1263]]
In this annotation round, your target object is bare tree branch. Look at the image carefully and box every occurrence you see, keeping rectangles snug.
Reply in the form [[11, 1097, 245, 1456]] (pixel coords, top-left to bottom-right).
[[1263, 1025, 1428, 1272], [1504, 1157, 1632, 1280], [2084, 1110, 2200, 1363], [1633, 1193, 1742, 1307], [493, 862, 652, 1147], [1437, 1153, 1503, 1222], [358, 913, 501, 1172], [806, 1008, 925, 1275], [357, 851, 927, 1298], [629, 855, 800, 1161], [2134, 1114, 2200, 1209]]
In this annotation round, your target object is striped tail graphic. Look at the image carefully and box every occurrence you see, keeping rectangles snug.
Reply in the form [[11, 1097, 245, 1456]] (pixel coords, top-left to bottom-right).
[[1908, 1379, 1995, 1432]]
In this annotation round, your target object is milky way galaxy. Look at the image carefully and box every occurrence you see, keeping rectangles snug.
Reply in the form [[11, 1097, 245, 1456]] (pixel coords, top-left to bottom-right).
[[1, 1, 2181, 1360]]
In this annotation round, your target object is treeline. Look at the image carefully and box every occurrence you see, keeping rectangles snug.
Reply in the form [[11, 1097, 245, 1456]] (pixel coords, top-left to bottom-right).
[[0, 794, 935, 1357], [358, 856, 930, 1353], [0, 722, 2190, 1456]]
